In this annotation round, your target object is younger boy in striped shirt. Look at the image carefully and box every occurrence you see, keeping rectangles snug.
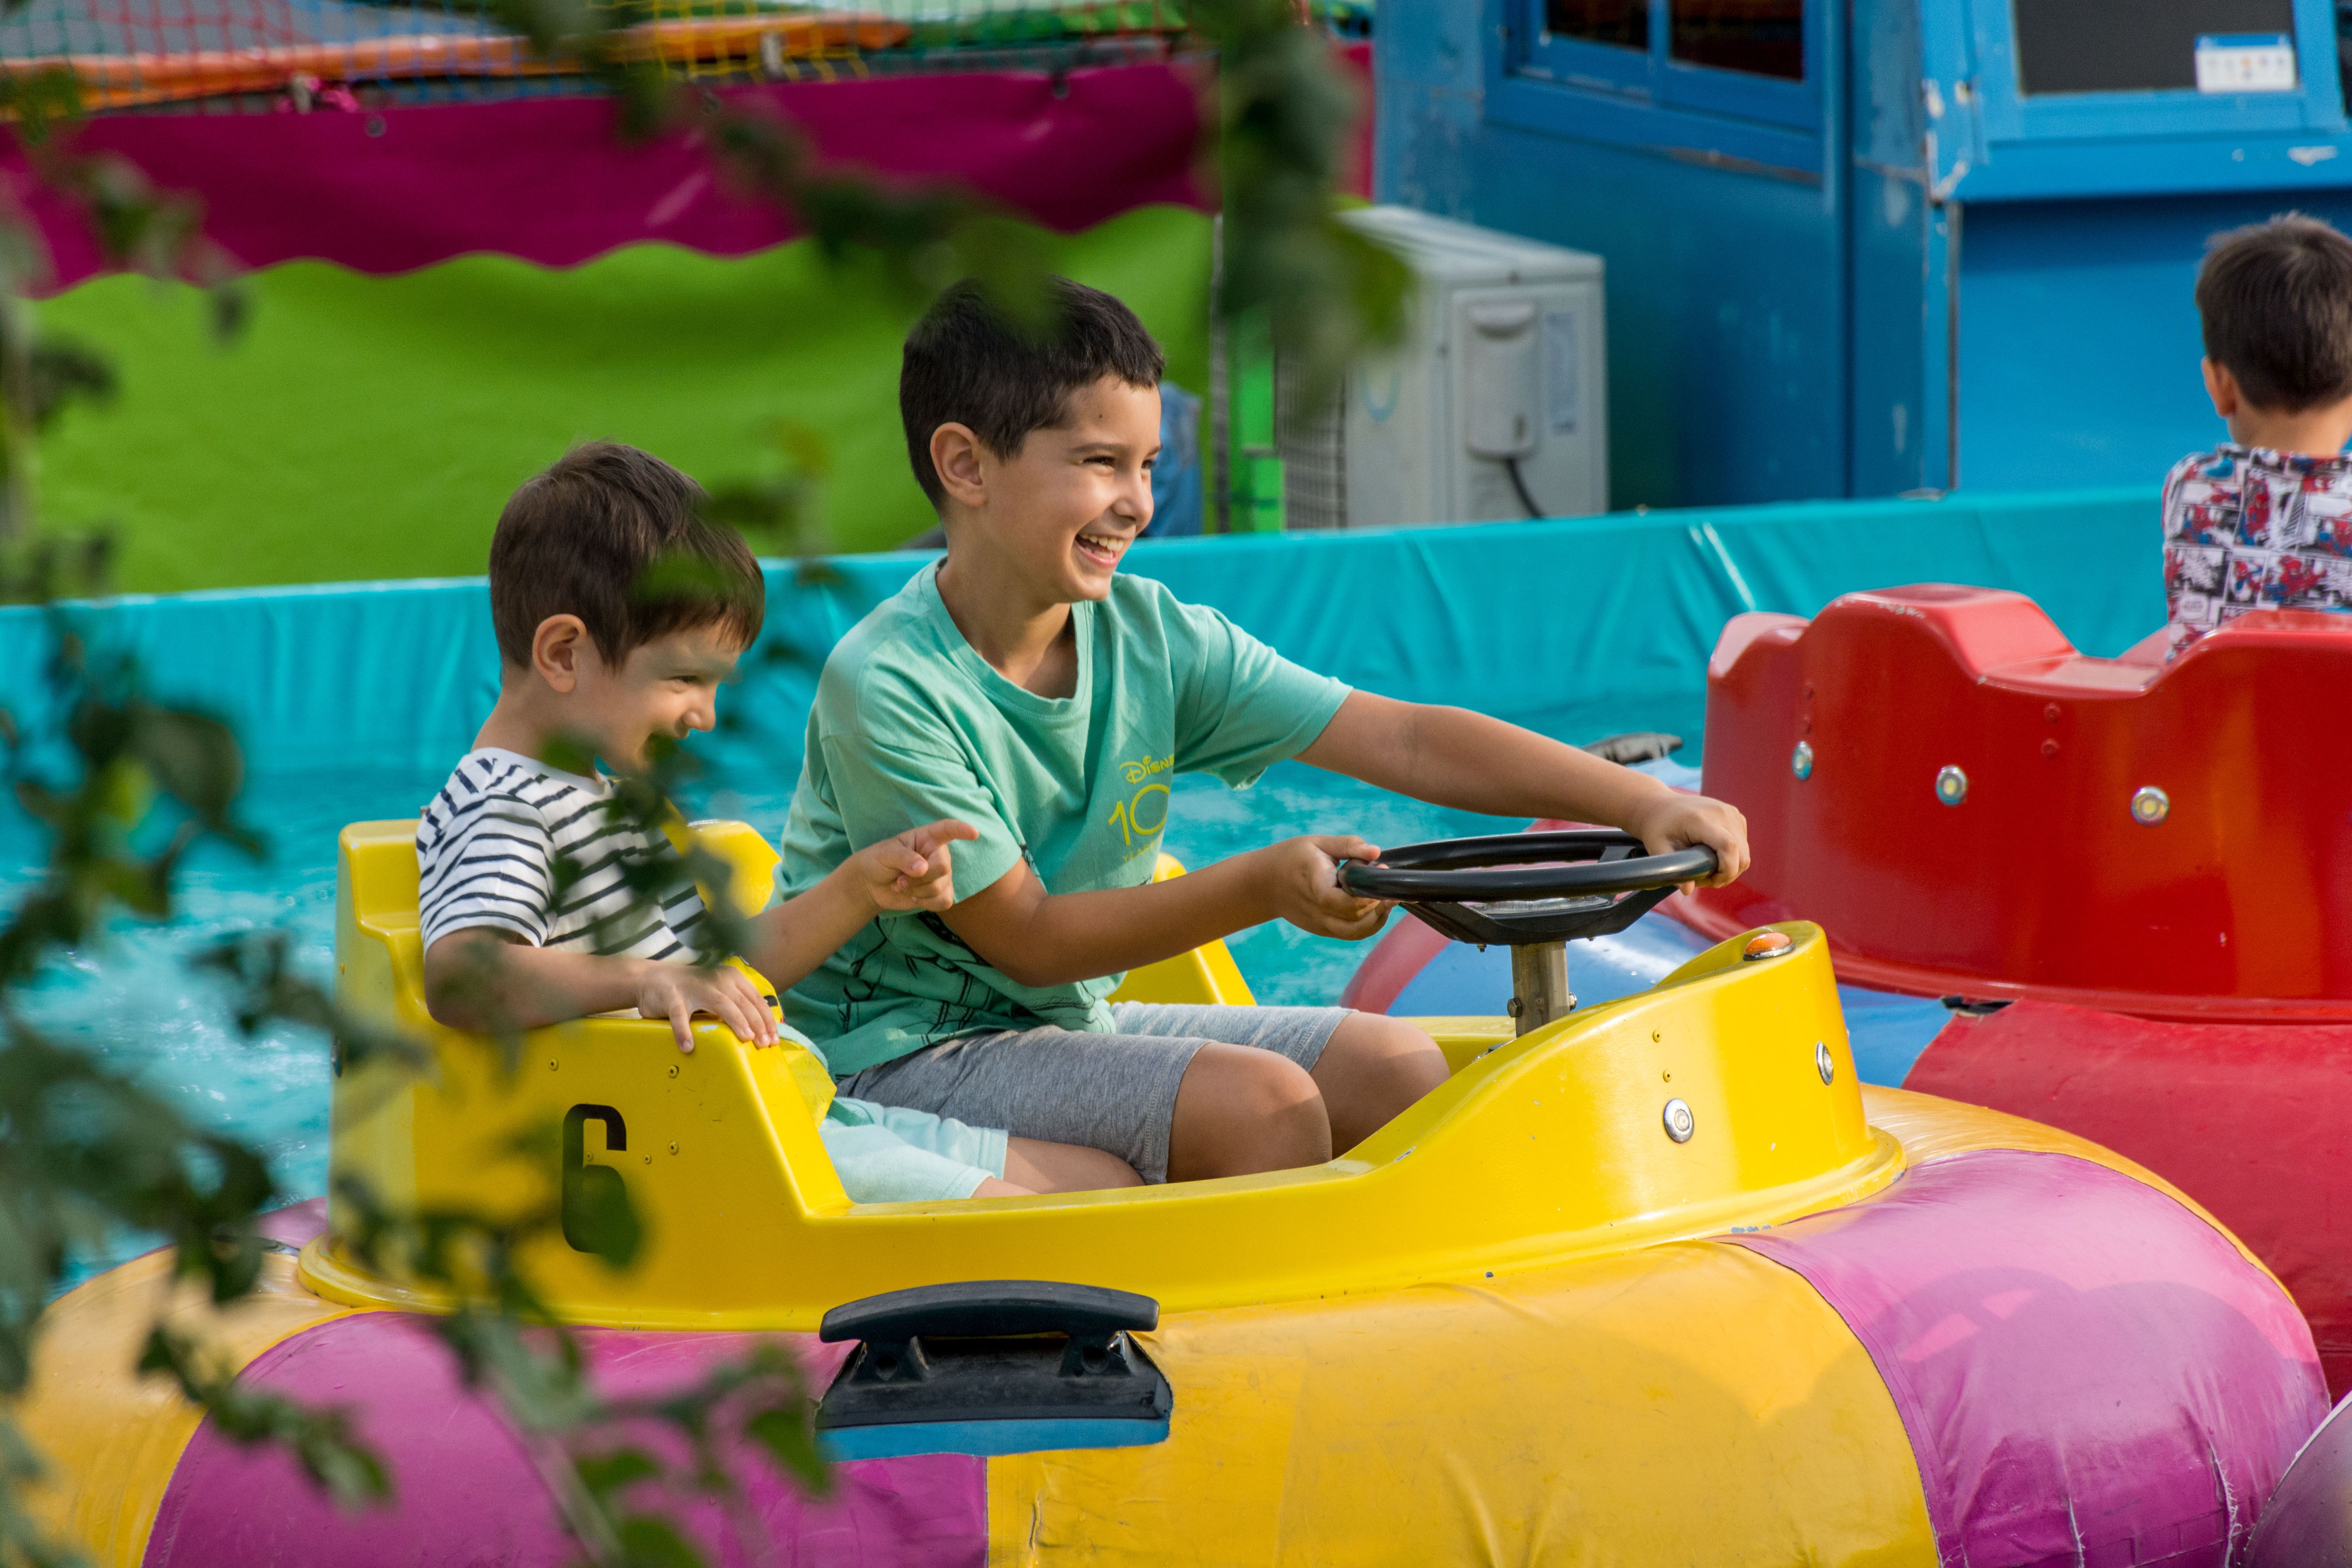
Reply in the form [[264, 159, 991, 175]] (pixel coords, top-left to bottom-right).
[[417, 441, 1136, 1202]]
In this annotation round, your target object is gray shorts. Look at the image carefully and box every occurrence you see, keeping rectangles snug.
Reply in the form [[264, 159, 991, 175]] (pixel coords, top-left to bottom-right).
[[834, 1002, 1347, 1184]]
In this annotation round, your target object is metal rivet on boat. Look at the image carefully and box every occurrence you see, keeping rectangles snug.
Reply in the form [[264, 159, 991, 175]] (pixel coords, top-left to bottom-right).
[[1743, 931, 1792, 961], [548, 1060, 558, 1071], [1791, 740, 1814, 780], [1662, 1098, 1695, 1143], [669, 1141, 679, 1155], [2041, 738, 2059, 759], [2043, 703, 2061, 723], [2130, 786, 2170, 826], [1815, 1041, 1835, 1085], [668, 1064, 680, 1078], [1935, 765, 1969, 806]]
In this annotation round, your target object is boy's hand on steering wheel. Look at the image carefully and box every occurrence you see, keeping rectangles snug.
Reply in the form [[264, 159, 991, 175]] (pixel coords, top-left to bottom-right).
[[1624, 790, 1750, 889], [1260, 835, 1393, 940]]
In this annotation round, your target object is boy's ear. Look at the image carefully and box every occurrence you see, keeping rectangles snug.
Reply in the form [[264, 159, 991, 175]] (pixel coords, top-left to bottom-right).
[[930, 422, 991, 510], [2203, 357, 2243, 419], [531, 614, 591, 693]]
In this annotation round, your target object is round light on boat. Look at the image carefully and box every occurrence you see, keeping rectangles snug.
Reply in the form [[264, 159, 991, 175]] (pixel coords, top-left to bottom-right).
[[1935, 765, 1969, 806], [1815, 1041, 1835, 1085], [1662, 1098, 1695, 1143], [2130, 786, 2170, 826], [1791, 740, 1814, 780], [1743, 931, 1793, 961]]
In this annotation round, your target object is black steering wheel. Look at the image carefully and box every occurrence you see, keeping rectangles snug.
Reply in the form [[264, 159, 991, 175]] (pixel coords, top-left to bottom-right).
[[1339, 829, 1717, 947]]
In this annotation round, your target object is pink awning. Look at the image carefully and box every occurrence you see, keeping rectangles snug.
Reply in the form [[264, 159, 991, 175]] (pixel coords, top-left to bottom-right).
[[5, 61, 1208, 291]]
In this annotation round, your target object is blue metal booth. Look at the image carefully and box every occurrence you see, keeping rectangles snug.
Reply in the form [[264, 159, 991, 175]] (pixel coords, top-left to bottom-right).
[[1378, 0, 2352, 507]]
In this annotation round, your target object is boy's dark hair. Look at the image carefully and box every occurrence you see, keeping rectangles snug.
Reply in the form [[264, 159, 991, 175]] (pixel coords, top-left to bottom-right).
[[490, 441, 764, 667], [2198, 214, 2352, 413], [900, 276, 1165, 508]]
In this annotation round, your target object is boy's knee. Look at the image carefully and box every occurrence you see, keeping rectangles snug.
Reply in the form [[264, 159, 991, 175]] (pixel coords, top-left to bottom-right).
[[1227, 1047, 1323, 1114], [1311, 1013, 1449, 1150], [1218, 1050, 1330, 1158], [1069, 1146, 1144, 1189], [1171, 1044, 1332, 1178], [1329, 1013, 1450, 1089]]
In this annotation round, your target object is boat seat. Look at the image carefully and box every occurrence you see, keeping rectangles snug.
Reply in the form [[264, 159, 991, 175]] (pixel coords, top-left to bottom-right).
[[1693, 582, 2352, 1010], [333, 819, 1257, 1205]]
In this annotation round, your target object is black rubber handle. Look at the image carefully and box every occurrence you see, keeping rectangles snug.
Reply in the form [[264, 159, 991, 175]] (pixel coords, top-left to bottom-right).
[[819, 1280, 1159, 1344], [1339, 829, 1717, 901]]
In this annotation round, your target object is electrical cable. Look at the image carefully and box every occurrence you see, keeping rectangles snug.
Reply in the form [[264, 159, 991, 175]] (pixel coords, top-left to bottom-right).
[[1504, 455, 1544, 519]]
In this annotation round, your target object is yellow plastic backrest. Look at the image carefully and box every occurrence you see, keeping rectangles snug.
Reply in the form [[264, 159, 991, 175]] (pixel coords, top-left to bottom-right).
[[672, 818, 835, 1119], [321, 817, 1892, 1331], [670, 817, 779, 918], [1106, 853, 1256, 1006], [328, 819, 851, 1243]]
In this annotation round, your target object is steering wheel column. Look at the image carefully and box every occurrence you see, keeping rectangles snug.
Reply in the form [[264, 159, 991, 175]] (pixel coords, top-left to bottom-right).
[[1510, 942, 1576, 1035], [1340, 831, 1718, 1037]]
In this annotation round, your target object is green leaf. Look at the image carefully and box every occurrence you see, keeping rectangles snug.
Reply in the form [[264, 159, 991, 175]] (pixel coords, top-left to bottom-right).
[[25, 339, 114, 432], [129, 707, 241, 823], [613, 1514, 706, 1568], [573, 1447, 660, 1501], [744, 1405, 831, 1497], [560, 1164, 642, 1271]]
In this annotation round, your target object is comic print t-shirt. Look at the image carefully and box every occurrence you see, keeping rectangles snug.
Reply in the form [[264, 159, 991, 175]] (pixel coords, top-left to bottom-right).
[[777, 560, 1350, 1076], [2162, 443, 2352, 649]]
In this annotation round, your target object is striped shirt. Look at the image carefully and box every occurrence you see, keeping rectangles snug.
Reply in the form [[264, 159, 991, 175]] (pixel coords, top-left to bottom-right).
[[416, 748, 709, 960]]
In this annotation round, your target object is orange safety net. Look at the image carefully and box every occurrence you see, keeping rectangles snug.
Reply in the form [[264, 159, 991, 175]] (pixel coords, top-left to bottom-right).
[[27, 15, 913, 111], [0, 0, 1189, 114]]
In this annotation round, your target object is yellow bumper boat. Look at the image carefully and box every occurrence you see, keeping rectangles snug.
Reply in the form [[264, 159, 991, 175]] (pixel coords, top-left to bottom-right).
[[15, 822, 2327, 1566]]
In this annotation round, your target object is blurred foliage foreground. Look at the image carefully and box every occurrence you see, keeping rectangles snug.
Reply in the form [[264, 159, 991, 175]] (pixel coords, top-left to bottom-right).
[[0, 2, 1406, 1564]]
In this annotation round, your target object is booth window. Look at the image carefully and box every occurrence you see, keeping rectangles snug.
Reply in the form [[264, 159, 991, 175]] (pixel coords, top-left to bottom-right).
[[1509, 0, 1818, 154], [1669, 0, 1802, 81], [1546, 0, 1648, 50], [2013, 0, 2294, 95], [2343, 0, 2352, 116], [1531, 0, 1806, 81]]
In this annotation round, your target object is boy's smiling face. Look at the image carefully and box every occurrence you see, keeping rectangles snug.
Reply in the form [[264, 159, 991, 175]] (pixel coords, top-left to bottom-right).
[[528, 620, 744, 775], [936, 374, 1161, 606]]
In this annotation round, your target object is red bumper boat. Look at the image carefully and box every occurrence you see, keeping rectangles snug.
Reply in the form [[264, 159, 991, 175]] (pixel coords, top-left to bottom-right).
[[1683, 584, 2352, 1392]]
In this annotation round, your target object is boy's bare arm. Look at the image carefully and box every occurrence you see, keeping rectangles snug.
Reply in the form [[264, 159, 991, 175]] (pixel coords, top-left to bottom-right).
[[422, 822, 978, 1054], [422, 931, 778, 1052], [740, 818, 982, 992], [1295, 691, 1751, 886], [940, 835, 1388, 989]]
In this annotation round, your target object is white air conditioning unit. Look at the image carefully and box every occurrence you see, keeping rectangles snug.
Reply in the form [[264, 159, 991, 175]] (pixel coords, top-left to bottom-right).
[[1279, 207, 1608, 529]]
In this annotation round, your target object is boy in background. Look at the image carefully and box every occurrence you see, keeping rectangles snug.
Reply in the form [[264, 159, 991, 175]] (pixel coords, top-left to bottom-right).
[[780, 278, 1750, 1188], [2164, 214, 2352, 650], [417, 441, 1137, 1201]]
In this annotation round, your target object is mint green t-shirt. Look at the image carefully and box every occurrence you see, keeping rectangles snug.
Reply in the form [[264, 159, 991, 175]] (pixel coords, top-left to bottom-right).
[[779, 562, 1350, 1075]]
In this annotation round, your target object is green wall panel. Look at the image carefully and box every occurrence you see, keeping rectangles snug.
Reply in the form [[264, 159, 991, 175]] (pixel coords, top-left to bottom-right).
[[32, 204, 1210, 594]]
